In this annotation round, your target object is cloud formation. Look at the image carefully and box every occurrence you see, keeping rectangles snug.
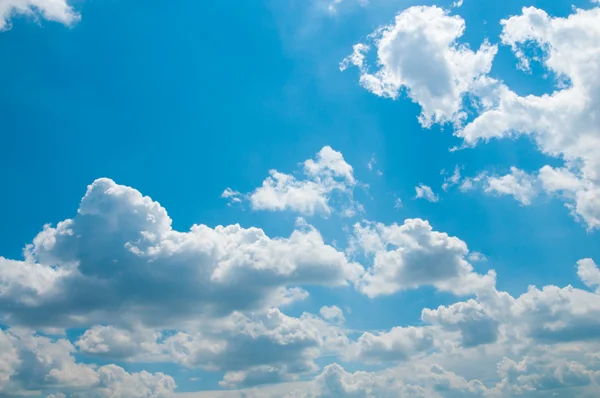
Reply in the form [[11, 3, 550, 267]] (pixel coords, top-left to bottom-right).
[[0, 178, 364, 330], [0, 0, 79, 31], [224, 146, 360, 217], [340, 5, 496, 127], [352, 219, 495, 297], [0, 329, 175, 397], [344, 4, 600, 229]]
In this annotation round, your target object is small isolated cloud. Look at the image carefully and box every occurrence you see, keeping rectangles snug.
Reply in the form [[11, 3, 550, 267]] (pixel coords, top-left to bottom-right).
[[367, 155, 375, 171], [233, 146, 360, 217], [0, 0, 80, 31], [327, 0, 369, 14], [415, 184, 439, 203], [484, 167, 538, 206], [367, 154, 383, 176], [221, 188, 243, 206], [394, 197, 402, 210], [319, 305, 345, 324], [442, 165, 462, 191]]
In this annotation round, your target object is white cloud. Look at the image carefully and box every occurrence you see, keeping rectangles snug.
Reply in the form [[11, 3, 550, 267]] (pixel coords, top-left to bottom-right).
[[456, 6, 600, 229], [246, 146, 359, 217], [484, 167, 538, 205], [343, 4, 600, 229], [221, 188, 243, 206], [0, 329, 175, 397], [415, 184, 439, 203], [0, 0, 79, 31], [442, 165, 462, 191], [0, 178, 363, 329], [340, 6, 497, 127], [1, 152, 599, 396], [309, 362, 487, 398], [74, 309, 350, 388], [319, 305, 345, 324], [577, 258, 600, 292], [347, 326, 436, 363], [352, 219, 495, 297]]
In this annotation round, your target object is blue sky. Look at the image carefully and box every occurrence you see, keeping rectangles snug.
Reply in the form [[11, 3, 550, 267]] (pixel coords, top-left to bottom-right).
[[1, 0, 600, 397]]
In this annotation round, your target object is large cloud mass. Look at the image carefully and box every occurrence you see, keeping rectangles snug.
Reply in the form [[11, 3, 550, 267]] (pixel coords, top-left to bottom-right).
[[0, 174, 599, 396], [0, 177, 362, 328]]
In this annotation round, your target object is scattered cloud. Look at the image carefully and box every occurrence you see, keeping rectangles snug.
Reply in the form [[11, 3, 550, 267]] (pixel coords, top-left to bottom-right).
[[456, 6, 600, 229], [233, 146, 360, 217], [415, 184, 439, 202], [0, 0, 80, 31], [442, 165, 462, 191], [319, 305, 345, 324], [484, 167, 538, 206], [221, 188, 243, 206]]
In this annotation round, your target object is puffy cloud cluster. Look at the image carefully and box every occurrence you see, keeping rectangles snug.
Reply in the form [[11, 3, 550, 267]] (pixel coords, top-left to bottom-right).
[[340, 6, 497, 127], [344, 4, 600, 229], [0, 177, 364, 394], [0, 329, 175, 397], [0, 178, 362, 329], [0, 0, 79, 31], [458, 6, 600, 228], [223, 146, 360, 217], [75, 309, 350, 388], [352, 219, 495, 297], [1, 155, 599, 397], [272, 258, 600, 398]]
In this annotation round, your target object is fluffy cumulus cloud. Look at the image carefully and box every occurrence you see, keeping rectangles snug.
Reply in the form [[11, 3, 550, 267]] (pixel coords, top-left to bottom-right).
[[245, 258, 600, 398], [0, 177, 363, 394], [344, 4, 600, 230], [352, 219, 495, 297], [340, 5, 497, 127], [224, 146, 360, 217], [457, 6, 600, 229], [0, 328, 175, 397], [1, 172, 600, 396], [75, 309, 350, 388], [346, 326, 437, 363], [319, 305, 345, 324], [0, 178, 363, 329], [484, 167, 538, 206], [0, 0, 79, 31]]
